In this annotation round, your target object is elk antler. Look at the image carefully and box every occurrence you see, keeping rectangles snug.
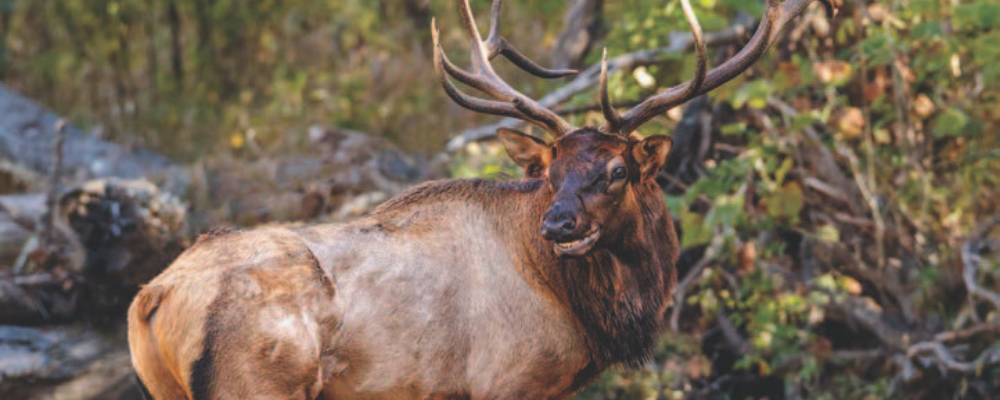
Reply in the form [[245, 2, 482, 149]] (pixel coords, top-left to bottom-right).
[[604, 0, 840, 137], [433, 0, 578, 137], [601, 0, 707, 136]]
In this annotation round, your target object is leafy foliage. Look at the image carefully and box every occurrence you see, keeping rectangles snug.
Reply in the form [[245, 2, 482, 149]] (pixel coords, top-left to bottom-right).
[[0, 0, 570, 159], [3, 0, 1000, 398], [576, 0, 1000, 398]]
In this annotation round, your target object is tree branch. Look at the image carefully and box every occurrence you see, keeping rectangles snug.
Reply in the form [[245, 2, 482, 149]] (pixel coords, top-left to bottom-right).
[[907, 341, 1000, 374], [670, 232, 726, 332], [961, 214, 1000, 311]]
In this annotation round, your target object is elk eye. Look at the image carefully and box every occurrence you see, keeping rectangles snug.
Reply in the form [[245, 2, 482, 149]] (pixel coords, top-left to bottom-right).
[[611, 166, 626, 180]]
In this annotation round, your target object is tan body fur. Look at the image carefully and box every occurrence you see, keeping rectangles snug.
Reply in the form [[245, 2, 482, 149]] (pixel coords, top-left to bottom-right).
[[129, 170, 676, 400]]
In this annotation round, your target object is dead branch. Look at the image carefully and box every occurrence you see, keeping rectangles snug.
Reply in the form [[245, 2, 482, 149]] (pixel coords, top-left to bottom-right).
[[906, 341, 1000, 374], [40, 120, 66, 263], [552, 0, 604, 70], [805, 236, 917, 325], [836, 143, 886, 268], [716, 311, 749, 352], [11, 273, 57, 286], [802, 176, 852, 206], [822, 294, 911, 350], [768, 96, 864, 212], [961, 214, 1000, 311], [671, 232, 726, 332], [772, 349, 883, 376], [661, 95, 713, 193], [554, 98, 643, 116], [934, 322, 1000, 343], [0, 179, 188, 324], [0, 280, 49, 322], [0, 324, 135, 400]]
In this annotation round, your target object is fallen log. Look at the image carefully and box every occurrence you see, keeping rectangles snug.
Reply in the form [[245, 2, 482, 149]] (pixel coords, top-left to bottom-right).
[[0, 195, 37, 262], [185, 126, 428, 228], [0, 324, 140, 400], [0, 130, 430, 322], [0, 84, 185, 194], [0, 179, 188, 325], [0, 85, 427, 233]]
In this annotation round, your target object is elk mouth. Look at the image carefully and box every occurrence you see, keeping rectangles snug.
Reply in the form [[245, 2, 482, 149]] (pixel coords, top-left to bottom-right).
[[553, 228, 600, 257]]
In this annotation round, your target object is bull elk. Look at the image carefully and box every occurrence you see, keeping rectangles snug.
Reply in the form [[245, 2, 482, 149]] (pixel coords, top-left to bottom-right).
[[128, 0, 837, 398]]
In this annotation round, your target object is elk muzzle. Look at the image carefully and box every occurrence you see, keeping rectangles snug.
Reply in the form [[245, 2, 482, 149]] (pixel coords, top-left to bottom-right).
[[541, 192, 600, 257]]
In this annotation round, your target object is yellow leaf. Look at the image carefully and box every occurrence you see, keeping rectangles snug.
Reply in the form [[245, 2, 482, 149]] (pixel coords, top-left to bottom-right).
[[230, 133, 245, 149]]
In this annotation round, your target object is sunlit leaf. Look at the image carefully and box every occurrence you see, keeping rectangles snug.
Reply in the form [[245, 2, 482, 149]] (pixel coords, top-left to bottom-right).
[[731, 80, 774, 109], [721, 122, 748, 136], [706, 194, 745, 227], [765, 182, 803, 223], [681, 211, 713, 247], [814, 60, 853, 87], [973, 31, 1000, 81], [953, 1, 1000, 31], [933, 107, 970, 137]]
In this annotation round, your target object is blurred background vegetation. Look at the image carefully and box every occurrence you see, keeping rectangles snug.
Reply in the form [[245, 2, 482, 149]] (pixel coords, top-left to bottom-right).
[[2, 0, 999, 398]]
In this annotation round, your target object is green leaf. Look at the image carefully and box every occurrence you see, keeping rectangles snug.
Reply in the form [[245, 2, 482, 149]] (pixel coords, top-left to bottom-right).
[[681, 211, 713, 247], [909, 0, 938, 17], [953, 1, 1000, 31], [720, 0, 764, 16], [664, 195, 687, 216], [765, 182, 804, 223], [808, 291, 831, 305], [974, 31, 1000, 82], [774, 158, 794, 186], [481, 164, 502, 177], [816, 224, 841, 242], [732, 80, 774, 109], [791, 112, 819, 132], [706, 194, 745, 228], [859, 31, 895, 66], [974, 31, 1000, 66], [910, 22, 944, 41], [721, 122, 748, 136], [933, 107, 970, 137]]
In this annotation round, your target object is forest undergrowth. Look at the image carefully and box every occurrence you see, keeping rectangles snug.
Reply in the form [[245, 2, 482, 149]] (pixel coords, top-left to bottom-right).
[[2, 0, 999, 398]]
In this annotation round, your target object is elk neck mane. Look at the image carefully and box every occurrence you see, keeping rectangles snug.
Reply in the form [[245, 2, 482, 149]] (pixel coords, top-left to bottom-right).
[[369, 177, 679, 368]]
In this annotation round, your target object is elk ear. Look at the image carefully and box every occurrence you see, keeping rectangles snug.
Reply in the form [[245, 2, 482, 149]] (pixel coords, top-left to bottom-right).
[[497, 128, 551, 178], [631, 135, 672, 181]]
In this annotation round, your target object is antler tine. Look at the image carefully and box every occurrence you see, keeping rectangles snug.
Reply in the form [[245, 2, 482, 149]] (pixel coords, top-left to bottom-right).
[[433, 0, 576, 136], [599, 49, 623, 134], [484, 0, 578, 79], [676, 0, 708, 101], [615, 0, 839, 136], [606, 0, 707, 136], [433, 20, 531, 121], [455, 0, 492, 75]]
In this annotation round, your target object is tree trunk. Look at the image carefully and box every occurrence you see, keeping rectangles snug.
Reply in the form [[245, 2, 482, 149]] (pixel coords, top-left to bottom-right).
[[552, 0, 604, 70], [167, 2, 184, 90]]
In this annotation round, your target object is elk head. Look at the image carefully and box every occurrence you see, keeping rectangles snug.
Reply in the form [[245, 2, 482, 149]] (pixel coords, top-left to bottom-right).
[[434, 0, 839, 256], [494, 127, 670, 255]]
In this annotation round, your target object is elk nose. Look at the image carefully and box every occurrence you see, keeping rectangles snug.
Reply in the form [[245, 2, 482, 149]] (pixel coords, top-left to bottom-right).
[[541, 213, 577, 239]]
